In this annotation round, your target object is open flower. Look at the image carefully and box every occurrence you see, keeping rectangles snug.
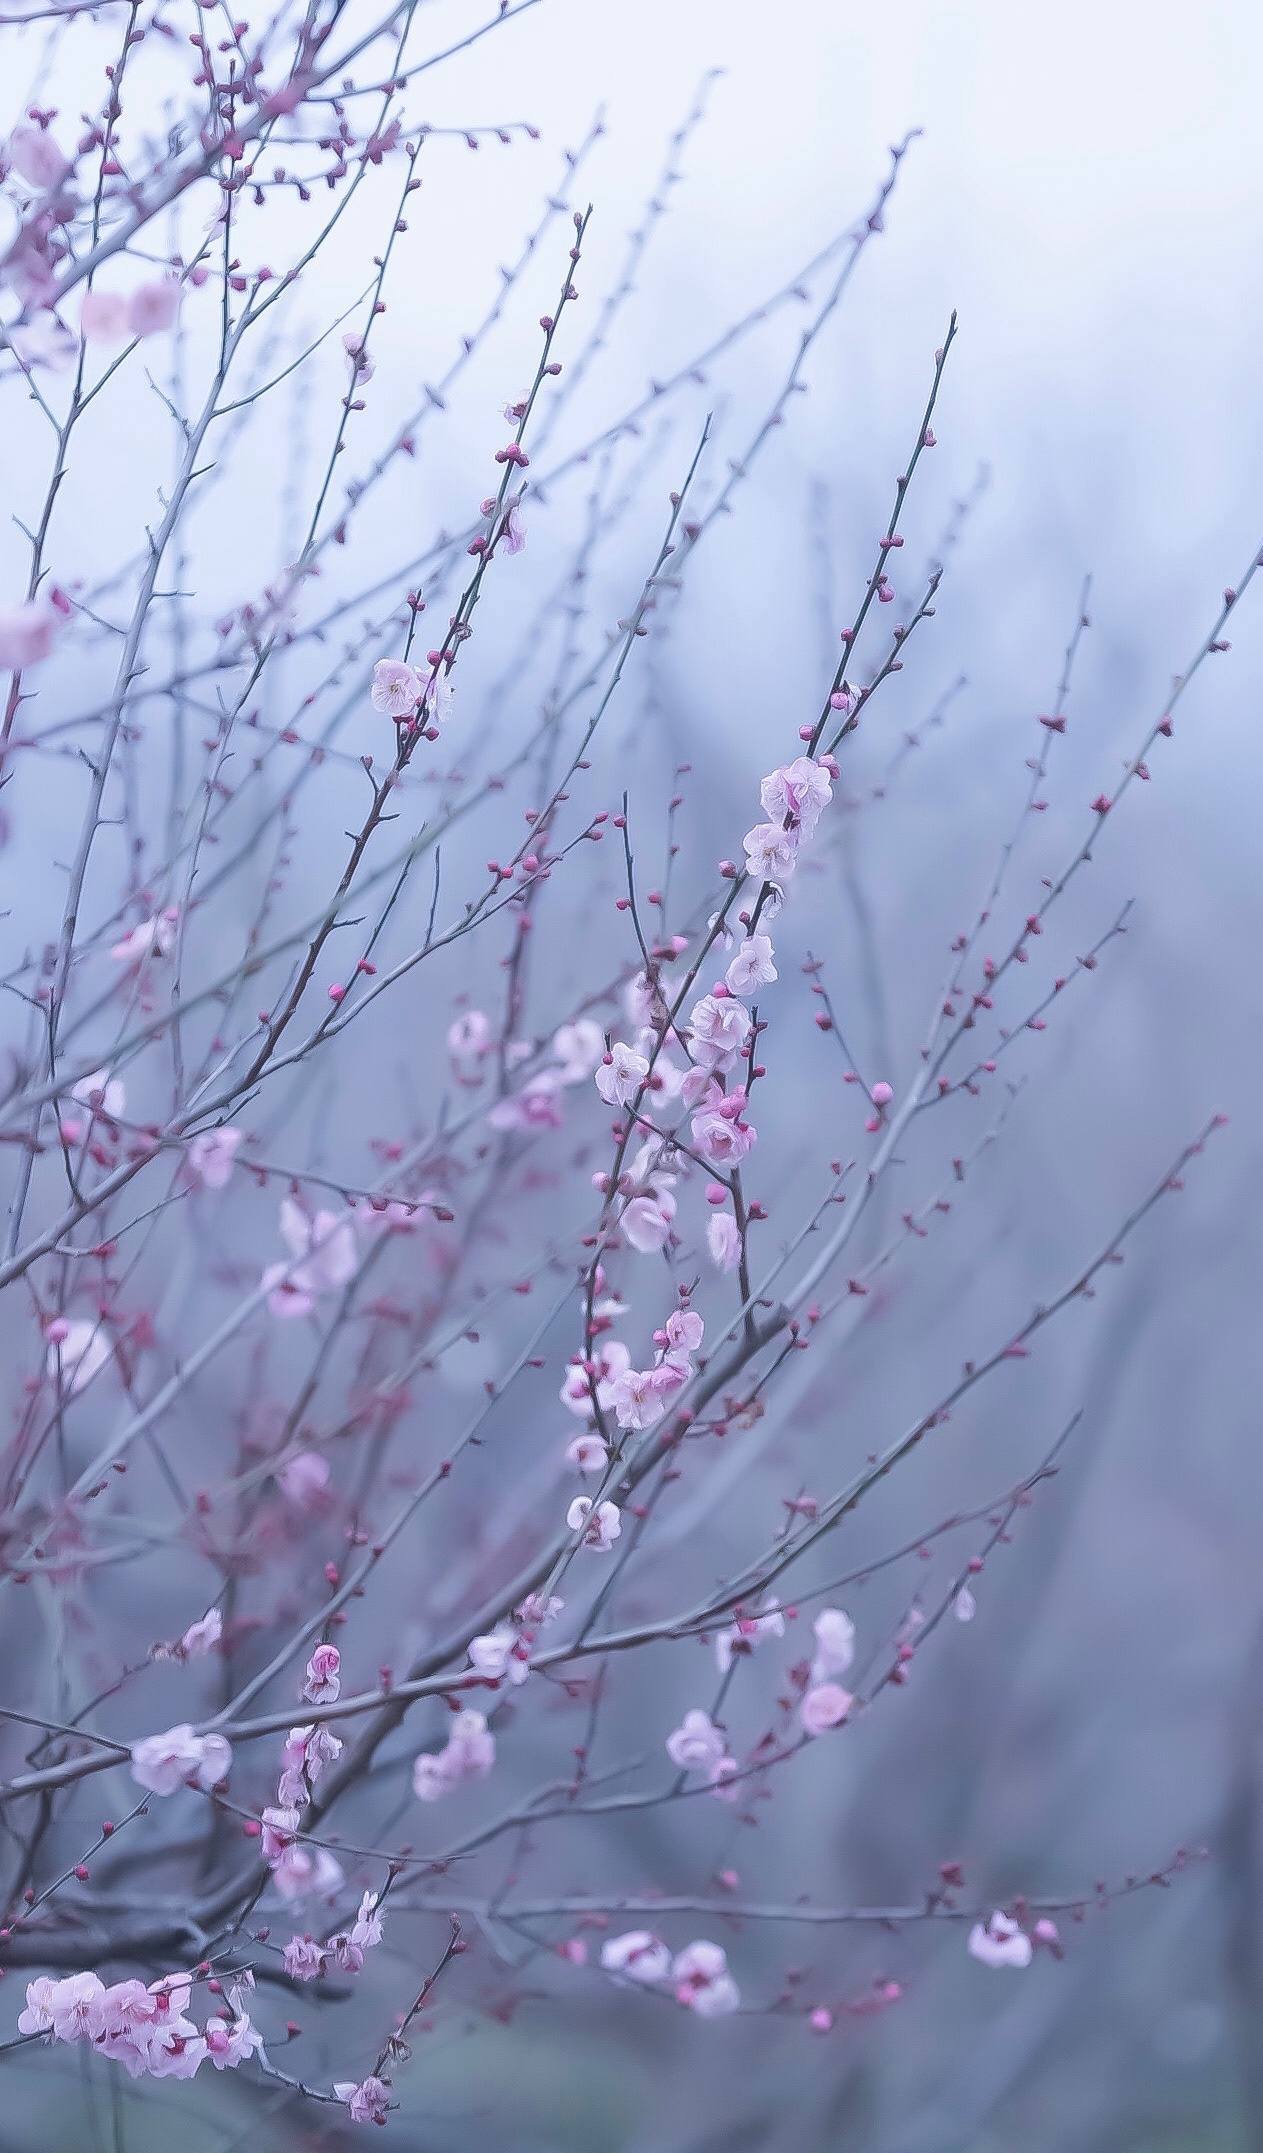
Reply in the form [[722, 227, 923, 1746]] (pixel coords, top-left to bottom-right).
[[594, 1040, 648, 1107], [968, 1910, 1033, 1969], [370, 657, 423, 717], [800, 1683, 853, 1736], [672, 1940, 741, 2016], [566, 1496, 621, 1550], [666, 1708, 728, 1773], [130, 1724, 232, 1796], [600, 1931, 671, 1983]]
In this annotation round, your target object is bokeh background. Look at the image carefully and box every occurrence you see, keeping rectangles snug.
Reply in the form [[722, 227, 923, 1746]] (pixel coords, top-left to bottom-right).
[[3, 2, 1263, 2148]]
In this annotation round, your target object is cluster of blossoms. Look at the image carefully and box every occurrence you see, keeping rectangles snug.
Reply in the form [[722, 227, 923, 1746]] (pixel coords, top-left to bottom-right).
[[800, 1606, 858, 1736], [411, 1708, 496, 1801], [130, 1724, 232, 1797], [18, 1969, 261, 2081], [260, 1648, 346, 1900], [465, 1592, 564, 1689], [559, 1303, 707, 1552], [600, 1933, 740, 2016], [591, 755, 834, 1280], [967, 1909, 1061, 1969], [283, 1890, 384, 1985], [666, 1708, 738, 1798]]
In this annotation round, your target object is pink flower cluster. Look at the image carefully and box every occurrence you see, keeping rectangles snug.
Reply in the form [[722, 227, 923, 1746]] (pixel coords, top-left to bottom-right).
[[600, 1933, 740, 2015], [18, 1969, 261, 2081], [283, 1890, 385, 1983], [412, 1708, 496, 1801]]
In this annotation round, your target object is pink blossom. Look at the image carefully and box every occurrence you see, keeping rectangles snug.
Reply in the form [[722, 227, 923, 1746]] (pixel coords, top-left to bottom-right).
[[81, 290, 131, 341], [0, 598, 58, 669], [672, 1940, 741, 2016], [19, 1971, 104, 2041], [503, 500, 526, 553], [742, 820, 800, 886], [968, 1910, 1032, 1969], [621, 1187, 676, 1253], [552, 1017, 605, 1083], [467, 1619, 531, 1686], [567, 1495, 621, 1550], [412, 1749, 453, 1801], [811, 1608, 856, 1682], [565, 1430, 609, 1474], [594, 1040, 648, 1107], [187, 1127, 243, 1190], [663, 1307, 705, 1359], [282, 1935, 327, 1982], [954, 1584, 977, 1622], [715, 1601, 785, 1673], [334, 2075, 392, 2125], [6, 124, 70, 191], [46, 1317, 111, 1397], [331, 1890, 385, 1972], [600, 1930, 671, 1983], [129, 280, 181, 337], [800, 1683, 853, 1736], [725, 933, 778, 995], [560, 1338, 630, 1418], [691, 1094, 757, 1168], [760, 755, 833, 836], [707, 1211, 743, 1273], [110, 909, 179, 964], [343, 331, 375, 381], [130, 1724, 232, 1795], [666, 1708, 727, 1773], [203, 2011, 262, 2071], [263, 1198, 357, 1316], [71, 1067, 125, 1119], [370, 656, 424, 717], [487, 1071, 563, 1132], [304, 1643, 341, 1704], [687, 993, 750, 1071], [178, 1607, 223, 1658], [448, 1008, 491, 1063], [608, 1366, 666, 1430], [278, 1451, 331, 1508]]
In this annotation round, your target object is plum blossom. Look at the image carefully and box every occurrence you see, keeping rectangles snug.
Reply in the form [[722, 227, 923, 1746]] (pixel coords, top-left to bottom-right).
[[760, 755, 833, 836], [262, 1198, 357, 1318], [707, 1211, 743, 1273], [955, 1584, 977, 1622], [412, 1708, 496, 1801], [673, 1940, 741, 2016], [329, 1890, 385, 1974], [448, 1008, 491, 1067], [594, 1040, 648, 1107], [110, 908, 178, 963], [687, 992, 749, 1071], [18, 1971, 104, 2042], [968, 1910, 1033, 1969], [370, 656, 423, 717], [503, 500, 526, 553], [552, 1017, 605, 1084], [621, 1185, 676, 1254], [467, 1620, 532, 1686], [152, 1606, 222, 1662], [282, 1935, 326, 1982], [666, 1708, 728, 1773], [487, 1071, 563, 1133], [725, 933, 778, 995], [304, 1643, 341, 1704], [203, 2011, 263, 2071], [71, 1067, 125, 1120], [715, 1600, 785, 1673], [742, 820, 800, 886], [6, 124, 70, 191], [662, 1307, 704, 1360], [565, 1430, 609, 1474], [607, 1365, 667, 1430], [600, 1931, 671, 1983], [130, 1724, 232, 1795], [811, 1608, 856, 1683], [566, 1496, 622, 1550], [560, 1337, 630, 1419], [690, 1086, 757, 1169], [0, 598, 59, 669], [187, 1127, 243, 1190], [262, 1809, 344, 1902], [45, 1317, 111, 1397], [335, 2075, 392, 2125], [128, 281, 181, 336], [278, 1451, 331, 1509], [801, 1682, 854, 1736]]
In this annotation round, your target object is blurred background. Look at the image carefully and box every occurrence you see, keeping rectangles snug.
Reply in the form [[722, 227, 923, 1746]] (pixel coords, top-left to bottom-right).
[[3, 1, 1263, 2148]]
